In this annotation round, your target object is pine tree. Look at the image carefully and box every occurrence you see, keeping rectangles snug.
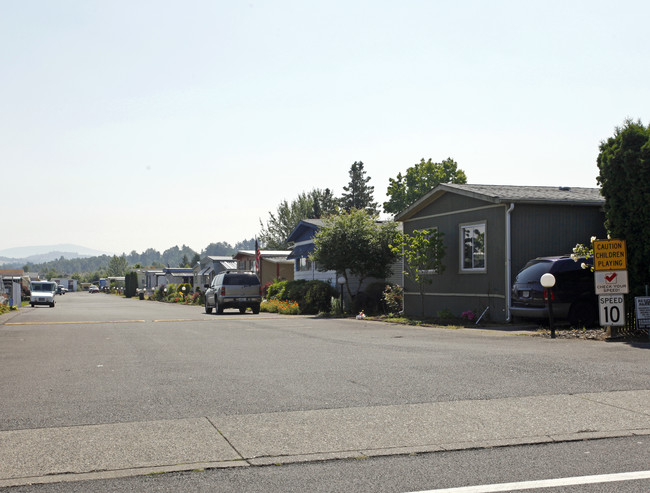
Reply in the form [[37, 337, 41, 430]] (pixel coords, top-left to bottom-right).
[[340, 161, 378, 214]]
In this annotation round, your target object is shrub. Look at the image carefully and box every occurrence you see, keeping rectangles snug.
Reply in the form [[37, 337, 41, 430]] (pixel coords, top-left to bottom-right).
[[303, 281, 337, 314], [261, 281, 274, 297], [177, 283, 192, 300], [330, 296, 343, 316], [383, 284, 403, 315], [352, 282, 386, 315], [437, 309, 455, 319], [266, 280, 288, 300], [152, 286, 166, 301], [284, 280, 308, 304], [264, 279, 335, 314]]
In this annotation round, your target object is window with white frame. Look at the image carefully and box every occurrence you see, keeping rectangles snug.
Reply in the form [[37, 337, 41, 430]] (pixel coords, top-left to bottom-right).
[[460, 222, 486, 272], [297, 257, 312, 272]]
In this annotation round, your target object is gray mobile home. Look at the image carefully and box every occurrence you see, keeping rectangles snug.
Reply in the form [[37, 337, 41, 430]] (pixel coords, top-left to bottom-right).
[[395, 184, 606, 323]]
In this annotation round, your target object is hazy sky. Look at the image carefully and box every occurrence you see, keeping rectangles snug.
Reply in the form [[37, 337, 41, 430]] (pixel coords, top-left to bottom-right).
[[2, 0, 648, 255]]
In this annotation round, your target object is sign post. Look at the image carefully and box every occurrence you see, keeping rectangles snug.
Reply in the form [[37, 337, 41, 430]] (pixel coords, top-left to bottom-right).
[[593, 239, 627, 335]]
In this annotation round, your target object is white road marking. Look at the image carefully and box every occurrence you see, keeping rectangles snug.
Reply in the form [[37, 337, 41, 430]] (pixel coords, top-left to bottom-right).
[[408, 470, 650, 492]]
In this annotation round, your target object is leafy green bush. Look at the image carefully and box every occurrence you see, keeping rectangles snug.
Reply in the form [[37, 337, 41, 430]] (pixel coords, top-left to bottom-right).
[[303, 281, 337, 314], [264, 279, 336, 315], [382, 284, 403, 315], [436, 309, 455, 319], [352, 282, 386, 315], [152, 286, 166, 301], [266, 280, 288, 300], [284, 280, 308, 304]]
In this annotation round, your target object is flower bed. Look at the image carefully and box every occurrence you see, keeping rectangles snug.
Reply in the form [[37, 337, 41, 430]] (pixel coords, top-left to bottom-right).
[[260, 299, 300, 315]]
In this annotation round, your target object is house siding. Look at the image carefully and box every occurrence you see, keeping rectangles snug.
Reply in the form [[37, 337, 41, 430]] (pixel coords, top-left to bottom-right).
[[403, 197, 508, 321], [294, 265, 337, 284], [510, 204, 606, 275]]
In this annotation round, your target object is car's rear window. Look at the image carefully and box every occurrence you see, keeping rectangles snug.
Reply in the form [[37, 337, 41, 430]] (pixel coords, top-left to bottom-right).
[[552, 258, 592, 273], [514, 260, 553, 283], [223, 274, 260, 285]]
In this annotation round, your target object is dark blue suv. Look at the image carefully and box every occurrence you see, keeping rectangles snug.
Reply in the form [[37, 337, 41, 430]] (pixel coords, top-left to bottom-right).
[[511, 256, 597, 327]]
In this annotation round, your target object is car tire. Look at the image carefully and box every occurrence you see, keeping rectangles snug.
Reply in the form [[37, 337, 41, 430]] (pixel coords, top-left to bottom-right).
[[205, 300, 213, 314], [239, 307, 246, 314], [31, 303, 34, 307], [216, 302, 224, 315], [50, 302, 55, 308], [568, 301, 597, 327], [252, 303, 260, 314]]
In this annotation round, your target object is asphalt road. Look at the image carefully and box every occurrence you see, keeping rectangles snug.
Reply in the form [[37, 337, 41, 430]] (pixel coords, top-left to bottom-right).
[[6, 436, 650, 492], [1, 292, 648, 490]]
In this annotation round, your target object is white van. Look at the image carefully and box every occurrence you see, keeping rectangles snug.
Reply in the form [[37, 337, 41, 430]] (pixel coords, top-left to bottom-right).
[[30, 281, 57, 308]]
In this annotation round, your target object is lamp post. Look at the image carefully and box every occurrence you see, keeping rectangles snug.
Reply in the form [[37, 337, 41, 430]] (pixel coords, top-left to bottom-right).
[[540, 273, 556, 339], [337, 275, 346, 315]]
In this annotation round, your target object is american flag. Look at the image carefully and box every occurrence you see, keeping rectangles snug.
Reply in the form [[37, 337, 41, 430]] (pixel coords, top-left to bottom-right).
[[255, 239, 261, 274]]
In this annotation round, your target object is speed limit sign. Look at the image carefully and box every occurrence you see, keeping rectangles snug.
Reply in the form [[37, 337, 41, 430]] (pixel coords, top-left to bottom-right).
[[599, 295, 625, 326]]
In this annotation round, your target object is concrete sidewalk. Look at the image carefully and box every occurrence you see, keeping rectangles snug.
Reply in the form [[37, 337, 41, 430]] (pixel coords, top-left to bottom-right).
[[1, 390, 649, 487]]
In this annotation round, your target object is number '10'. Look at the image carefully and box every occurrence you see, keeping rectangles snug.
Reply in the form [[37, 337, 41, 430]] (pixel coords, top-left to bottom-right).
[[603, 306, 621, 323]]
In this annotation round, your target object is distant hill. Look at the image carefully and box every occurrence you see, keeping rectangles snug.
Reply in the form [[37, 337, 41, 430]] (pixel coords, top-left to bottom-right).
[[0, 244, 112, 265]]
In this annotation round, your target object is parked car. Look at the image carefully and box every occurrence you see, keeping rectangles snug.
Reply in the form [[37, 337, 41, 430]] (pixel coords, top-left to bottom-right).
[[511, 255, 597, 326], [30, 281, 57, 307], [204, 270, 261, 314], [88, 285, 100, 293], [56, 285, 67, 295]]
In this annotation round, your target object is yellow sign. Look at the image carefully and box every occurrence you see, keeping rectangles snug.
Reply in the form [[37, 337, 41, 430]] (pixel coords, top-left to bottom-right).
[[593, 239, 627, 271]]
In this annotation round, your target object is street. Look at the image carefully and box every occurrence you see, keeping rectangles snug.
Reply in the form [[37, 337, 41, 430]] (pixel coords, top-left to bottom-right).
[[1, 293, 648, 491]]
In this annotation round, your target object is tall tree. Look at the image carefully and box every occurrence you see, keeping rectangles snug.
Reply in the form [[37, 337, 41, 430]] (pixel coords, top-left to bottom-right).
[[312, 188, 339, 218], [161, 245, 198, 267], [234, 238, 256, 251], [106, 255, 128, 277], [259, 189, 337, 249], [340, 161, 378, 214], [311, 209, 398, 299], [203, 242, 234, 256], [383, 158, 467, 215], [597, 119, 650, 295]]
